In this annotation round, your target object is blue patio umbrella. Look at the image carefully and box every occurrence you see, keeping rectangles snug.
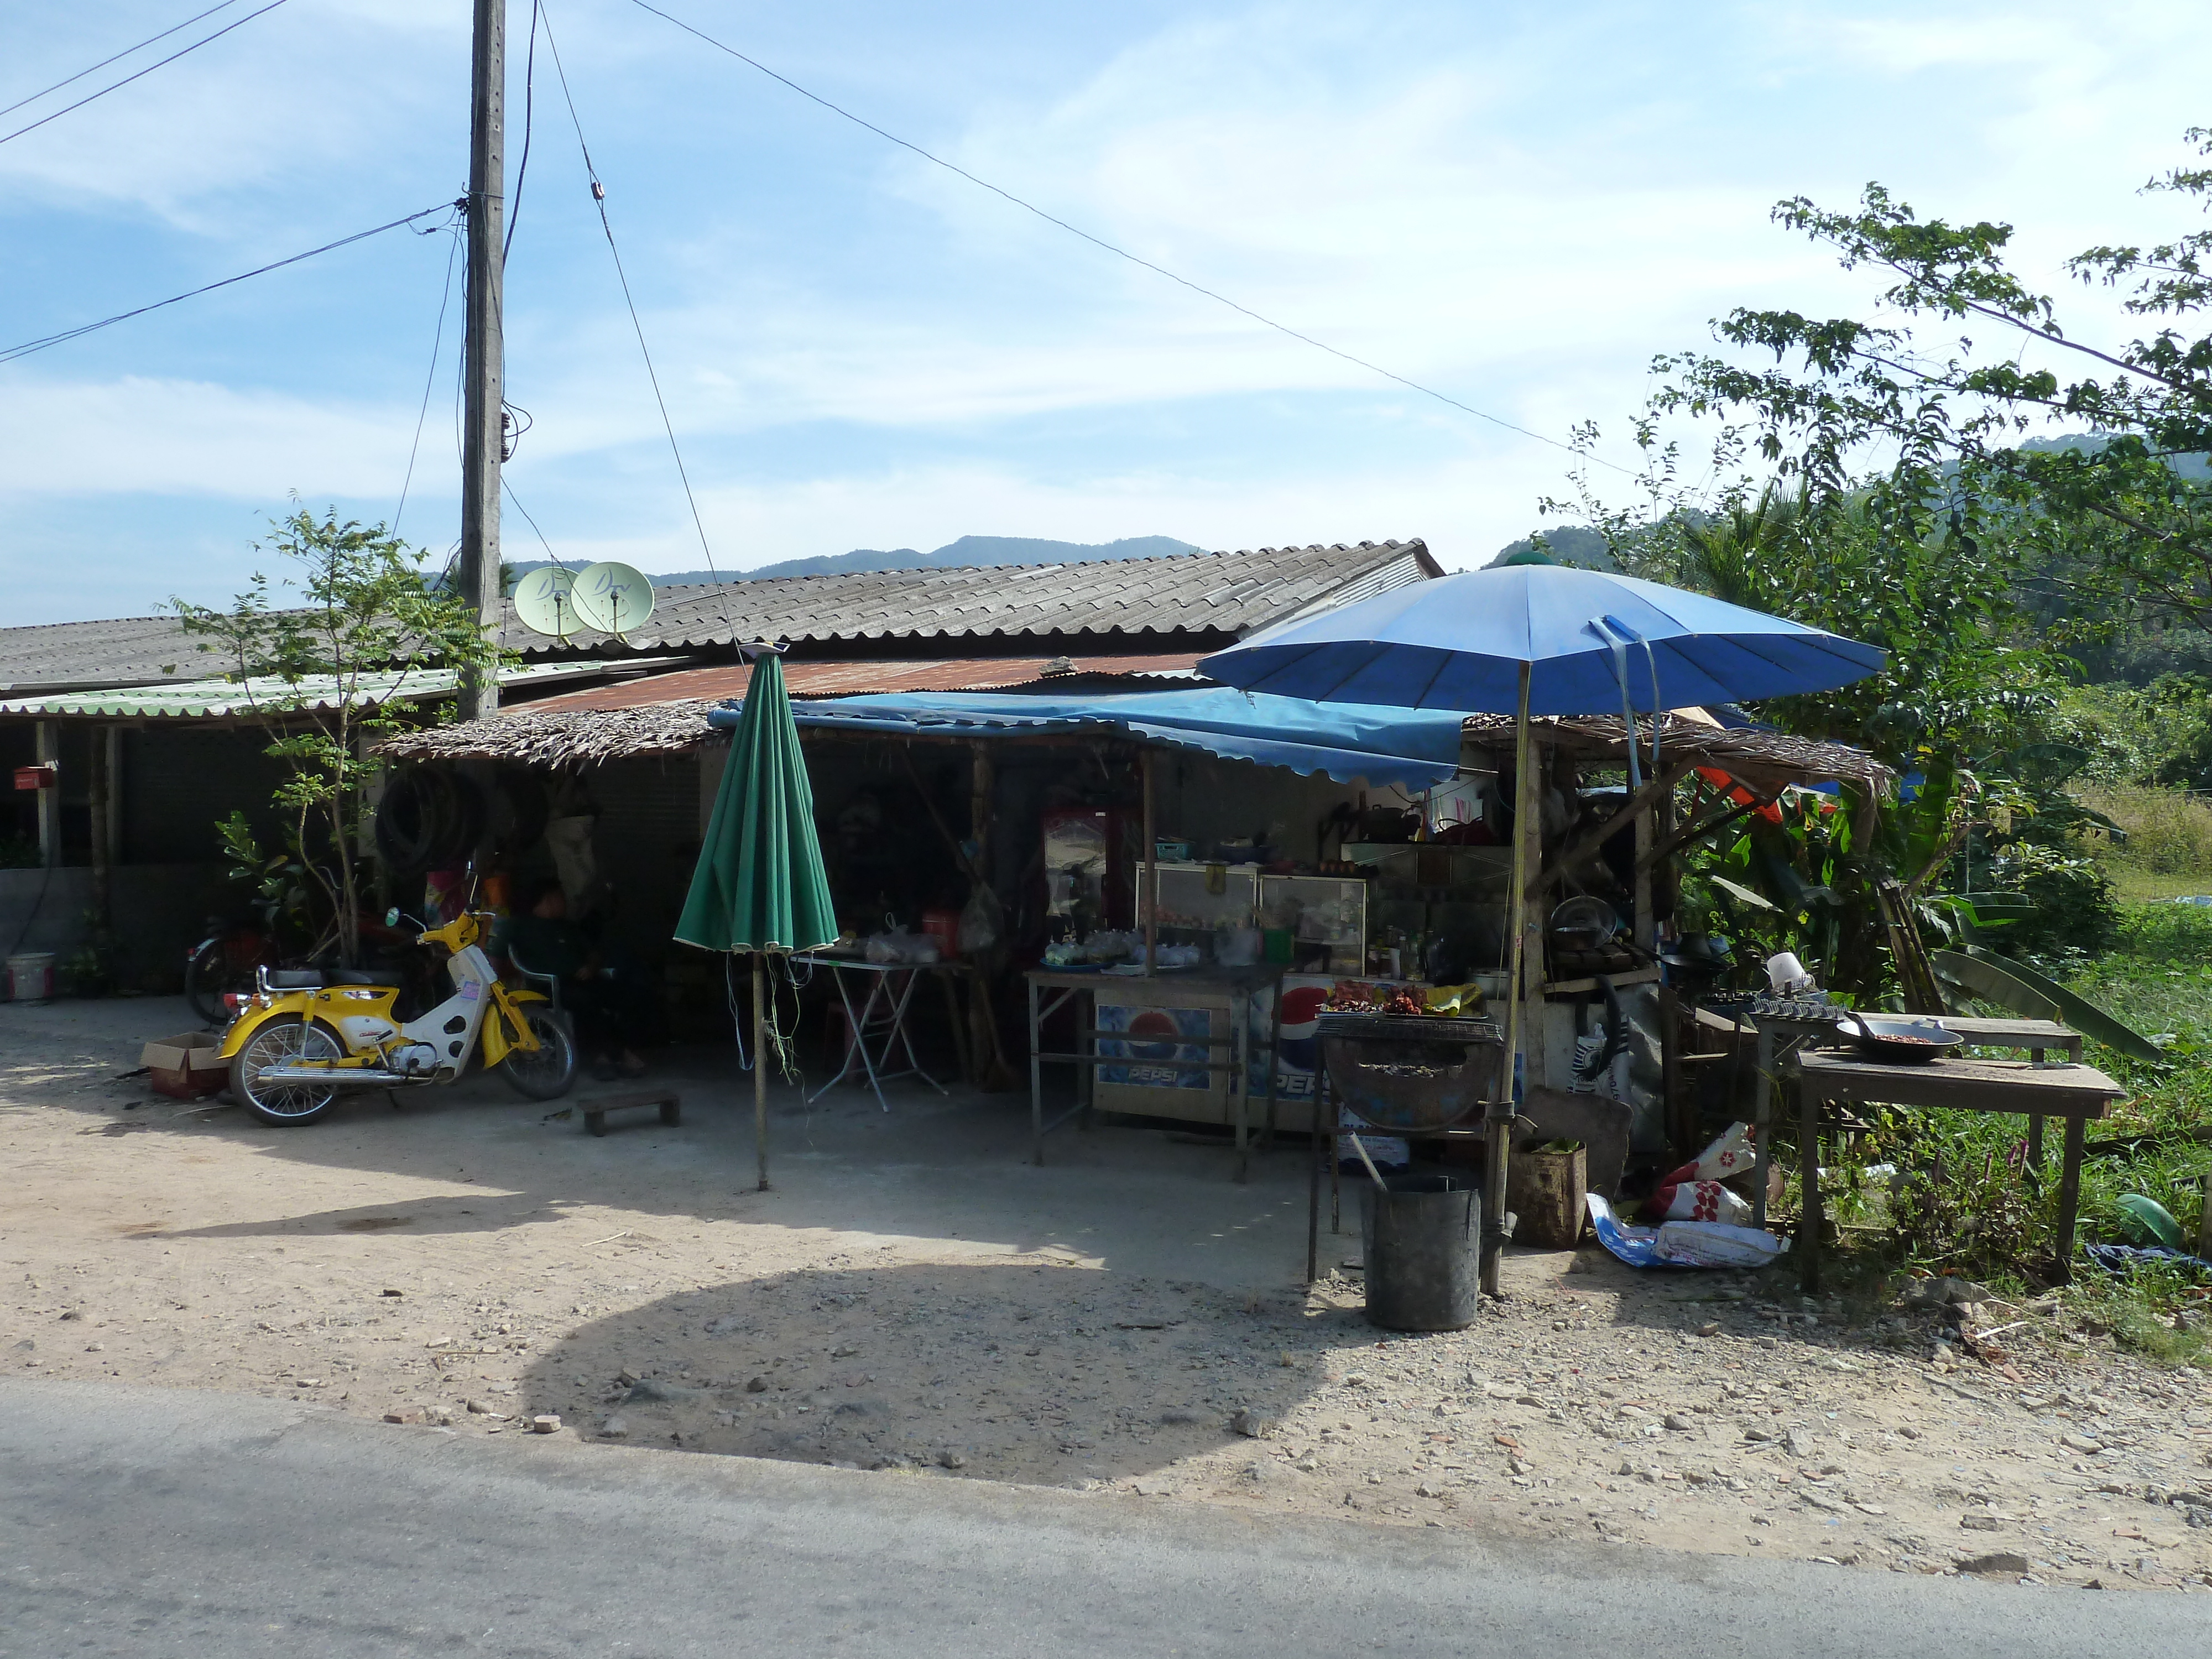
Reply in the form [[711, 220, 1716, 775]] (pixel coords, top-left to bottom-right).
[[1198, 561, 1885, 716], [1199, 558, 1886, 1290]]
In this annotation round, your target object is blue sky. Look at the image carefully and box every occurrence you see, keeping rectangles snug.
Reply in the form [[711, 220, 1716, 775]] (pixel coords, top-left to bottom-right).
[[1, 0, 2206, 623]]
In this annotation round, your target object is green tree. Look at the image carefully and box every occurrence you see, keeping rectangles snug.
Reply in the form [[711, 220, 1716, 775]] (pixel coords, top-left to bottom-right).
[[1636, 126, 2212, 629], [171, 507, 510, 965]]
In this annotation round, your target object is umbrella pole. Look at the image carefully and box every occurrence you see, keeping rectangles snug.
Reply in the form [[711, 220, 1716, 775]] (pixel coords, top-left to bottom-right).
[[1485, 663, 1534, 1296], [754, 951, 770, 1191]]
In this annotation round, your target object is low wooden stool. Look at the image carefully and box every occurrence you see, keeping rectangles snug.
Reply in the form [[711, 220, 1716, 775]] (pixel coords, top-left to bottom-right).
[[577, 1089, 682, 1138]]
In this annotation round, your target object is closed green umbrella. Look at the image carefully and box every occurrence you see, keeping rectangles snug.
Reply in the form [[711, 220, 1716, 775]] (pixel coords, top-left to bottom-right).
[[675, 648, 836, 1188]]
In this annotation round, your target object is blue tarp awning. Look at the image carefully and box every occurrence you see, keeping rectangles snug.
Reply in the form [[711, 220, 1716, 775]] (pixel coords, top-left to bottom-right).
[[707, 687, 1466, 790]]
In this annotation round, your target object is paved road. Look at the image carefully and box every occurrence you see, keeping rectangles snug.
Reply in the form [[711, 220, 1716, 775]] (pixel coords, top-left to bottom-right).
[[1, 1379, 2200, 1657]]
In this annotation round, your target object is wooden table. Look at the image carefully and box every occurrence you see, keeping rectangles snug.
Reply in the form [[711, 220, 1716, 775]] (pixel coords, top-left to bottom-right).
[[1794, 1049, 2123, 1291], [1744, 1013, 2084, 1231]]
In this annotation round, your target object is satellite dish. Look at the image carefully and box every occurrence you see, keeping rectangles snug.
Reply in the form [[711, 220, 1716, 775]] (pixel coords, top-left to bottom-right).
[[511, 565, 579, 640], [572, 561, 656, 640]]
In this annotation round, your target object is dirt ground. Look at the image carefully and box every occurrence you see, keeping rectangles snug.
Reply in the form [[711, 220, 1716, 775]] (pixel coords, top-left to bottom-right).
[[5, 994, 2210, 1592]]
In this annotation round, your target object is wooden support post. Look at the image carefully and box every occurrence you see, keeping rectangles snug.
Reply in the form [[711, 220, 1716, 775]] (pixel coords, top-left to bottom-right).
[[87, 724, 112, 934], [33, 721, 59, 869], [1142, 749, 1158, 977], [1486, 665, 1535, 1297], [1798, 1073, 1823, 1295], [2054, 1113, 2086, 1285]]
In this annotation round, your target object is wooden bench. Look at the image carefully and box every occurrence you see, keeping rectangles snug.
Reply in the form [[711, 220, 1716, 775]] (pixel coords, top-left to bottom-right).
[[577, 1089, 682, 1138]]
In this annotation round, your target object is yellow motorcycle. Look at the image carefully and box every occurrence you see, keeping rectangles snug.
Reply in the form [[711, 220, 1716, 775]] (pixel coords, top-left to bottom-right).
[[217, 909, 577, 1125]]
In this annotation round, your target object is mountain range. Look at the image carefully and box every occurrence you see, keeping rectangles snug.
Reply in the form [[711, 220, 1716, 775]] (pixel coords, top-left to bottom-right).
[[505, 534, 1202, 588]]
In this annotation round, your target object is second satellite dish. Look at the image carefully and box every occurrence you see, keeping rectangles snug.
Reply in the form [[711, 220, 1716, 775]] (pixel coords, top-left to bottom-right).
[[572, 562, 656, 639], [511, 565, 579, 640]]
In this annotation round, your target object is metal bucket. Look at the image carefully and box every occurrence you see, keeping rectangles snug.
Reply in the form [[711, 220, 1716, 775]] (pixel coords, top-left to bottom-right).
[[1359, 1173, 1482, 1331]]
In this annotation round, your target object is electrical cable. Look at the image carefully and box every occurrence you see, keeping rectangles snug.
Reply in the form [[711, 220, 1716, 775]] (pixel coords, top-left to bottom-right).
[[394, 223, 463, 540], [502, 477, 565, 566], [0, 0, 291, 150], [504, 0, 540, 265], [0, 0, 250, 123], [625, 0, 1631, 474], [540, 0, 735, 638], [0, 199, 460, 365]]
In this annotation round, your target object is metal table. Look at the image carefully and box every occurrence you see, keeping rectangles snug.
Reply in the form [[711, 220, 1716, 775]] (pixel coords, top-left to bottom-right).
[[1794, 1048, 2122, 1291], [1024, 964, 1284, 1180], [794, 952, 957, 1111], [1740, 1011, 2084, 1231]]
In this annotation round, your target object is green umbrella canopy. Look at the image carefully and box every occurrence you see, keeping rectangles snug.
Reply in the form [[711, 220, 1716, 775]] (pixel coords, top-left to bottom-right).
[[675, 651, 837, 953]]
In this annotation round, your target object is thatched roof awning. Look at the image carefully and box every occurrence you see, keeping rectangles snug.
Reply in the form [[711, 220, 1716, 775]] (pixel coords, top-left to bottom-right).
[[1460, 712, 1892, 794], [377, 701, 721, 766], [379, 697, 1891, 796]]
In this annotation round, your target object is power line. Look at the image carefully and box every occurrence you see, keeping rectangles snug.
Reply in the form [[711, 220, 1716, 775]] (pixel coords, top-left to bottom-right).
[[540, 1, 729, 599], [504, 0, 541, 265], [0, 0, 250, 123], [395, 224, 464, 540], [503, 477, 565, 567], [0, 0, 291, 149], [625, 0, 1630, 476], [0, 200, 461, 365]]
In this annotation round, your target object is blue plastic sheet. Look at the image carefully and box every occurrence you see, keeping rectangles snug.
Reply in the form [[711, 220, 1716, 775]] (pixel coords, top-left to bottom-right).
[[725, 686, 1468, 790]]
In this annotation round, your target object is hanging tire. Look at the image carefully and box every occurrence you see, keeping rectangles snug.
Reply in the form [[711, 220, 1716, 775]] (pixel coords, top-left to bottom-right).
[[186, 936, 252, 1026], [230, 1016, 344, 1125], [500, 1007, 578, 1100]]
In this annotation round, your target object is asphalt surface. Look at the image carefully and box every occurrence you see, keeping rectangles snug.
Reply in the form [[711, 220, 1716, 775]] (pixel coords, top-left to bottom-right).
[[1, 1379, 2201, 1658]]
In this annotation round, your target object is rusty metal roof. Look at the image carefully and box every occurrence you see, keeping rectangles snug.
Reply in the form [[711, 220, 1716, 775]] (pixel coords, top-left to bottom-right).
[[512, 653, 1206, 714], [0, 541, 1433, 697]]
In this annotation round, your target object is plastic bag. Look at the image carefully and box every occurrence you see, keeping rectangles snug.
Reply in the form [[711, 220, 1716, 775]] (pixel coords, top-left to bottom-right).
[[1659, 1121, 1760, 1186], [1585, 1194, 1788, 1269], [864, 931, 941, 964], [958, 884, 1001, 955], [1644, 1180, 1752, 1226]]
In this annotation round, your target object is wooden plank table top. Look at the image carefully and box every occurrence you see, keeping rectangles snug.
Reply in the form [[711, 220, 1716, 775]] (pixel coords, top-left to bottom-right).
[[1796, 1050, 2121, 1116], [1794, 1051, 2127, 1293]]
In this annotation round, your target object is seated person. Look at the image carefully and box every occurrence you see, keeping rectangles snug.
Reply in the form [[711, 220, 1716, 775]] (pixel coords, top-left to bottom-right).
[[498, 878, 651, 1080]]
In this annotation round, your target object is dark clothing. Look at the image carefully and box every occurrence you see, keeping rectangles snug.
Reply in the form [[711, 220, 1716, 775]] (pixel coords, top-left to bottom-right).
[[496, 912, 654, 1055], [495, 914, 591, 983]]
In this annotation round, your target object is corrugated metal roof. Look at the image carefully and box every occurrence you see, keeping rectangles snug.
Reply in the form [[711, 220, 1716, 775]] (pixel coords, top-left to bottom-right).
[[556, 541, 1434, 652], [0, 541, 1435, 696], [0, 659, 644, 720], [514, 653, 1206, 715]]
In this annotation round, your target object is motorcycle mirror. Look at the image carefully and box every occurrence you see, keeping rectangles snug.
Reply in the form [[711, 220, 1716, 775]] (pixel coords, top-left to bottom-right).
[[385, 907, 400, 927]]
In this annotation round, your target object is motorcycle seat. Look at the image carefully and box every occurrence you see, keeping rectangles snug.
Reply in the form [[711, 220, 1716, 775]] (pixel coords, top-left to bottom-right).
[[326, 968, 386, 987], [266, 969, 323, 989]]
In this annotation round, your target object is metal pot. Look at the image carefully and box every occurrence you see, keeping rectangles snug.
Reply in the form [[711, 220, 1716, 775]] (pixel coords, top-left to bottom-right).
[[1838, 1012, 1961, 1064]]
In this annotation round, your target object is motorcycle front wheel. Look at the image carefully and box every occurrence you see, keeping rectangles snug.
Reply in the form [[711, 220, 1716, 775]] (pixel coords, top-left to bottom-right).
[[231, 1016, 343, 1125], [500, 1007, 578, 1100]]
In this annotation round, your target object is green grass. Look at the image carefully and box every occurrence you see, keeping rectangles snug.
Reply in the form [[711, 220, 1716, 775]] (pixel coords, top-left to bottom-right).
[[1819, 902, 2211, 1367]]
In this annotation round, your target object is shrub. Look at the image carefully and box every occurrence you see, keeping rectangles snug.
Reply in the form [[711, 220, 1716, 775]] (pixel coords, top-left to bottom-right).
[[2075, 782, 2212, 877]]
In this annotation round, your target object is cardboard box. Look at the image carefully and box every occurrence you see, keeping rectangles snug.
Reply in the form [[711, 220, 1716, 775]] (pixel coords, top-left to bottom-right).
[[142, 1032, 228, 1099]]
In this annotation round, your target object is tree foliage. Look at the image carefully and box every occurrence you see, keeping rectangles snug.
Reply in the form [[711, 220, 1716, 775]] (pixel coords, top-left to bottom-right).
[[1639, 127, 2212, 628], [171, 507, 509, 964]]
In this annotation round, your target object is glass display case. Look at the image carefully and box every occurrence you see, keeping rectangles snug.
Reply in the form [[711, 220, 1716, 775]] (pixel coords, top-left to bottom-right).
[[1134, 861, 1260, 943], [1258, 873, 1368, 974]]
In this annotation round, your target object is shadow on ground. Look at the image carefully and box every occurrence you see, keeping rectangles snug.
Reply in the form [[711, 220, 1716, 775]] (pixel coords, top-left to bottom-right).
[[517, 1261, 1343, 1488]]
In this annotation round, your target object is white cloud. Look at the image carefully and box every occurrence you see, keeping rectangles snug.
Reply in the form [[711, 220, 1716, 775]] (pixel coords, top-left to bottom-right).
[[0, 372, 426, 500]]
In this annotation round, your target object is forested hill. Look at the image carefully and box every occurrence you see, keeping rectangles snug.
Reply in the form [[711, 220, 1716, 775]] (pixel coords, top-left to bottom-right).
[[506, 535, 1201, 588]]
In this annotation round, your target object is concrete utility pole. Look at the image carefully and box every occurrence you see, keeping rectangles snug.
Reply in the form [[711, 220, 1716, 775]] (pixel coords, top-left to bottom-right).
[[458, 0, 506, 720]]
